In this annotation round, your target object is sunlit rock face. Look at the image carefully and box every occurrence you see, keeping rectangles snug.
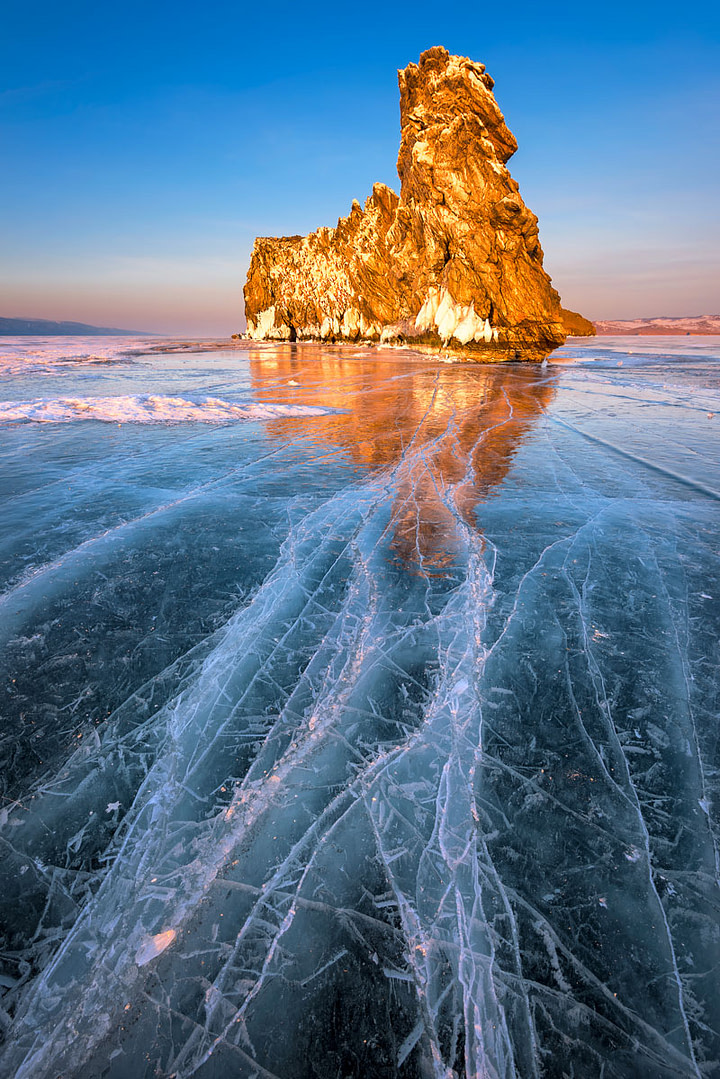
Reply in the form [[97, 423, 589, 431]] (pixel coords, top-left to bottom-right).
[[244, 46, 571, 360]]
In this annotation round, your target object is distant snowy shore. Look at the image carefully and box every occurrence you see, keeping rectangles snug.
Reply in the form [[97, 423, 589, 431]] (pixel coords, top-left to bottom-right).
[[594, 314, 720, 334]]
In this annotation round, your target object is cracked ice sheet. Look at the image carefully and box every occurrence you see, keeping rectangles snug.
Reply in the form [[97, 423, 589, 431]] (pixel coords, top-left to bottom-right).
[[0, 336, 718, 1078]]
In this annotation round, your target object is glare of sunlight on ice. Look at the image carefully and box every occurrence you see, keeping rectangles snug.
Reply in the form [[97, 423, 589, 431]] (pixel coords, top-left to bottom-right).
[[134, 929, 177, 967]]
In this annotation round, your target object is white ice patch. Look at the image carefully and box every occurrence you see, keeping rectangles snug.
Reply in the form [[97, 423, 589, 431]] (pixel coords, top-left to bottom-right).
[[0, 395, 337, 425], [247, 307, 279, 340], [341, 309, 361, 337], [435, 291, 460, 341], [414, 288, 441, 333], [0, 334, 163, 375], [453, 306, 481, 345], [413, 286, 496, 345]]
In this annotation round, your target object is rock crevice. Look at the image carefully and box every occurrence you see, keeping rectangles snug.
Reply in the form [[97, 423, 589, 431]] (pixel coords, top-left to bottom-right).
[[244, 46, 579, 360]]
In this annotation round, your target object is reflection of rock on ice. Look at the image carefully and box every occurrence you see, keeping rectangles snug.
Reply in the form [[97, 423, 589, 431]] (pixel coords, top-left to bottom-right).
[[250, 345, 556, 574]]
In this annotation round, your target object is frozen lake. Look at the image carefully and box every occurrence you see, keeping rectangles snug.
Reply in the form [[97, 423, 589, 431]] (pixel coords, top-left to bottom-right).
[[0, 334, 718, 1077]]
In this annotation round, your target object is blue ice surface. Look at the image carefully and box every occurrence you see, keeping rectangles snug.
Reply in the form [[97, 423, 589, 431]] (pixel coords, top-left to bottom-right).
[[0, 334, 718, 1078]]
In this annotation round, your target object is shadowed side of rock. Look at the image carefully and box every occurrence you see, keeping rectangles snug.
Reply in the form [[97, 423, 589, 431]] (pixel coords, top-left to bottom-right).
[[560, 308, 596, 336], [244, 46, 575, 361]]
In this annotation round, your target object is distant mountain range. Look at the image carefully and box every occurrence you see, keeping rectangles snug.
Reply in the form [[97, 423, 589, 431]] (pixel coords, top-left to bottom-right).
[[593, 315, 720, 336], [4, 314, 718, 340], [0, 317, 150, 336]]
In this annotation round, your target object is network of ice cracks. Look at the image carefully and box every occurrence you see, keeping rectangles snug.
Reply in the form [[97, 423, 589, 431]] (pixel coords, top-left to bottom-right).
[[0, 350, 719, 1079]]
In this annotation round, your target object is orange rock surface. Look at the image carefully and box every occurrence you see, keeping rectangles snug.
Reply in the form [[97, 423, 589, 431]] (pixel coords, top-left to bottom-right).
[[244, 47, 578, 361]]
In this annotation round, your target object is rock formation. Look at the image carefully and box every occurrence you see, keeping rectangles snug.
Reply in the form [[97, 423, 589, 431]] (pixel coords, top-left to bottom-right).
[[244, 46, 578, 361], [560, 308, 596, 336]]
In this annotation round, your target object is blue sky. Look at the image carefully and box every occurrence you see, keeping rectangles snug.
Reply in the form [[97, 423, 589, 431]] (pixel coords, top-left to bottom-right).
[[1, 0, 718, 334]]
